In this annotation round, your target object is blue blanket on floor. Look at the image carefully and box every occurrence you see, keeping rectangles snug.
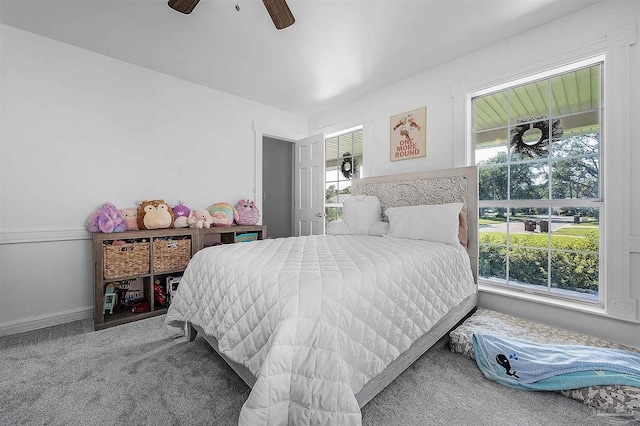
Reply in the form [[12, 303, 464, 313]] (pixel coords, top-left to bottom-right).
[[472, 333, 640, 391]]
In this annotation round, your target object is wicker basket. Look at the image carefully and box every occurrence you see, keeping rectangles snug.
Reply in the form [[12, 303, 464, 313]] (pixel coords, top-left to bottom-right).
[[153, 239, 191, 272], [103, 242, 150, 279]]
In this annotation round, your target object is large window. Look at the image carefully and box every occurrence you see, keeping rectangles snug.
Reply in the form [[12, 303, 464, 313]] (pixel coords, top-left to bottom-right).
[[324, 127, 363, 225], [474, 60, 602, 302]]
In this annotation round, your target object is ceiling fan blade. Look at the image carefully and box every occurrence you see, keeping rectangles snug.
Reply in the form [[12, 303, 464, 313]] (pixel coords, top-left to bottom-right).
[[262, 0, 295, 30], [168, 0, 201, 14]]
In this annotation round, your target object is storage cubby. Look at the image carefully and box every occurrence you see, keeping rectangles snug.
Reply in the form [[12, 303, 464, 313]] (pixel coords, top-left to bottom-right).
[[92, 225, 266, 330], [93, 228, 196, 330], [199, 225, 266, 246]]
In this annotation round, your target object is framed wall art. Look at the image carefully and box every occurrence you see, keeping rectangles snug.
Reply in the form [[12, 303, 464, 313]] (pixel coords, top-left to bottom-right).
[[390, 106, 427, 162]]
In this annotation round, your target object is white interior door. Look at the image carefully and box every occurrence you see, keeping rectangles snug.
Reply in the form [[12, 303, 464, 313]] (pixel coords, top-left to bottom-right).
[[294, 133, 324, 236]]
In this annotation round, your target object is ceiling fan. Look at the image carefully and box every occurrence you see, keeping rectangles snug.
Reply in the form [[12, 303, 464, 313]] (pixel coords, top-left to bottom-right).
[[168, 0, 295, 30]]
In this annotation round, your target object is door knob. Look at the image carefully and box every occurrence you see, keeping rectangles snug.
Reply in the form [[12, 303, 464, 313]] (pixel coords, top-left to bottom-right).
[[316, 212, 323, 218]]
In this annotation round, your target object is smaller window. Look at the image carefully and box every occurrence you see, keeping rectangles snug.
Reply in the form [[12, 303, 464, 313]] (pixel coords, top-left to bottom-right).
[[324, 127, 363, 225]]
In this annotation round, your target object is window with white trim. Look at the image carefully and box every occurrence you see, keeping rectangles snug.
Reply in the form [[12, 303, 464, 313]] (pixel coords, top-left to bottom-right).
[[324, 127, 363, 225], [473, 59, 603, 302]]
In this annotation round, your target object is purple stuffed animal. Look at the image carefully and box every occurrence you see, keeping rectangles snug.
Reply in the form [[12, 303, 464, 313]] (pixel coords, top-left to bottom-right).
[[172, 202, 191, 228], [88, 202, 127, 233]]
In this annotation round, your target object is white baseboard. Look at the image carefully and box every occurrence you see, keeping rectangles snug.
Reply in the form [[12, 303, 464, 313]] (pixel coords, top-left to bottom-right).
[[0, 307, 93, 337]]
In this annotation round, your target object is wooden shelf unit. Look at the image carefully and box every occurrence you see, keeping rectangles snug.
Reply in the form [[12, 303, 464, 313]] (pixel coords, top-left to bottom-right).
[[93, 225, 267, 330]]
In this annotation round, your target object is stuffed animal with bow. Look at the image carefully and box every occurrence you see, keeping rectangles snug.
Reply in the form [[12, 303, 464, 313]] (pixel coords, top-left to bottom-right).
[[187, 209, 214, 229]]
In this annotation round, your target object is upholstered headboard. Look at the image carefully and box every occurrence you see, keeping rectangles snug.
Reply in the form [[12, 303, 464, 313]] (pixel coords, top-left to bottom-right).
[[351, 166, 478, 282]]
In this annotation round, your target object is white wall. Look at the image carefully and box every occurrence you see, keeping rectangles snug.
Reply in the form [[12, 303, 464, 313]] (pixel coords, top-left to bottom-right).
[[3, 2, 639, 347], [0, 24, 307, 334], [309, 1, 640, 347]]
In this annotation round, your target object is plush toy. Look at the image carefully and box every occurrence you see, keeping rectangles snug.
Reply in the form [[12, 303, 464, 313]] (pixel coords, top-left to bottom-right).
[[172, 202, 191, 228], [88, 202, 127, 233], [207, 202, 238, 227], [187, 209, 214, 229], [235, 199, 260, 225], [137, 199, 174, 230], [120, 208, 139, 231]]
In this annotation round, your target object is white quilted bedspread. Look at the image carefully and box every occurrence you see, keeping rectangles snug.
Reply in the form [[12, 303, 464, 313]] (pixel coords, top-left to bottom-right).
[[165, 234, 476, 425]]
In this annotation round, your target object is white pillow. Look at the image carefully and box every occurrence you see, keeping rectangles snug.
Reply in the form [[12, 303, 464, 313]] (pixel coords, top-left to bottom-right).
[[326, 220, 350, 235], [341, 195, 382, 235], [368, 221, 390, 237], [326, 220, 389, 236], [384, 202, 464, 244]]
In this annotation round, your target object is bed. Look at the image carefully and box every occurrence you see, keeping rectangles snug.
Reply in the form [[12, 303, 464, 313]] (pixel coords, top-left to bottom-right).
[[165, 166, 478, 425]]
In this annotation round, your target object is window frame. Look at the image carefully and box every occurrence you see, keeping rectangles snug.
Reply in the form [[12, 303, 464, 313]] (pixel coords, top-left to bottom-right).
[[472, 58, 604, 304], [451, 24, 638, 322]]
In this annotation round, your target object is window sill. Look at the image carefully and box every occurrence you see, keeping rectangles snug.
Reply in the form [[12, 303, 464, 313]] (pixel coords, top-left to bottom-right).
[[478, 281, 639, 324]]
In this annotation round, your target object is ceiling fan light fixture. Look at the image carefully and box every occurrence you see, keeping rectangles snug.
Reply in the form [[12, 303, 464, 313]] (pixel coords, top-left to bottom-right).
[[168, 0, 201, 15], [167, 0, 294, 30], [262, 0, 295, 30]]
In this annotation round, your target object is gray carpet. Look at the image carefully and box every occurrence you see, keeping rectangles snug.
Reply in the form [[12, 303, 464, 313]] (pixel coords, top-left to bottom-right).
[[0, 316, 636, 426]]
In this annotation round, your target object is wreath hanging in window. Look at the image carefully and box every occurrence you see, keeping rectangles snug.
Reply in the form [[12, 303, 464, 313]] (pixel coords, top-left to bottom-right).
[[510, 117, 563, 158], [341, 152, 356, 179]]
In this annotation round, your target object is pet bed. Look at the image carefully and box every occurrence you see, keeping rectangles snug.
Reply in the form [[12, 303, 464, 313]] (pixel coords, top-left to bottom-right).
[[449, 308, 640, 415]]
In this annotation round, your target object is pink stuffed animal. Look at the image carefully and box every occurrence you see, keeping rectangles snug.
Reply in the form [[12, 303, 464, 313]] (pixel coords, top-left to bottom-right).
[[120, 208, 139, 231], [187, 209, 213, 229], [88, 202, 127, 233], [235, 199, 260, 225]]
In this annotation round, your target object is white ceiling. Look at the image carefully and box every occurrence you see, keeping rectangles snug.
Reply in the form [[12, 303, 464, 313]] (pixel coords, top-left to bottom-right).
[[0, 0, 603, 117]]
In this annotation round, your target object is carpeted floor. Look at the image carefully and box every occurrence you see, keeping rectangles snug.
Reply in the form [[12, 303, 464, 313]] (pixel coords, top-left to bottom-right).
[[0, 316, 636, 426]]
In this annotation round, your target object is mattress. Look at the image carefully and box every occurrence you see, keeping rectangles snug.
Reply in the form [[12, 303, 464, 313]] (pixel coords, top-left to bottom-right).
[[166, 234, 476, 425]]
